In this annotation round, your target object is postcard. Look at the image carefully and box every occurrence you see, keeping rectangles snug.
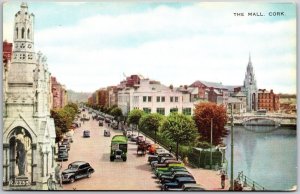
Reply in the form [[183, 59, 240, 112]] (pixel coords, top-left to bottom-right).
[[2, 1, 297, 191]]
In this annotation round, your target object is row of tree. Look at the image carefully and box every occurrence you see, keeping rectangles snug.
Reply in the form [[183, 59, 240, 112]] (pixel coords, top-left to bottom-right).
[[127, 102, 228, 159], [51, 103, 79, 142]]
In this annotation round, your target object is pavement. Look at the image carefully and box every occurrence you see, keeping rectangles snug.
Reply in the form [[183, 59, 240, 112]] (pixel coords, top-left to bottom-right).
[[60, 111, 229, 191]]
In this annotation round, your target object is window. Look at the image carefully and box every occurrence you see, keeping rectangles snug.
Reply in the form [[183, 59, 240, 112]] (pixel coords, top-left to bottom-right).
[[143, 96, 147, 102], [161, 96, 165, 102], [148, 96, 152, 102], [143, 108, 151, 114], [16, 27, 18, 38], [175, 97, 179, 102], [182, 108, 191, 115], [157, 108, 165, 115], [170, 97, 173, 102], [157, 96, 160, 102], [170, 108, 178, 113], [27, 28, 30, 39], [21, 28, 25, 39]]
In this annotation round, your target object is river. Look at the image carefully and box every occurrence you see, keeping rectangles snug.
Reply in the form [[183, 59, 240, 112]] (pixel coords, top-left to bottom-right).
[[224, 125, 297, 191]]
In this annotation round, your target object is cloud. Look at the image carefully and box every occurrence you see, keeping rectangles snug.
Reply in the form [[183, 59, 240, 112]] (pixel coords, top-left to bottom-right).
[[3, 3, 296, 93]]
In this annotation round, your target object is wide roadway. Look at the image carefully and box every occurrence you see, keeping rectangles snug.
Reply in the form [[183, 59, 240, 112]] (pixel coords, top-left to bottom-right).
[[61, 112, 159, 190]]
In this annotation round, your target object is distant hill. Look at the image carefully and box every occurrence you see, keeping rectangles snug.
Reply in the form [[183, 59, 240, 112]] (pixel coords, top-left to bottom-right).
[[67, 90, 91, 103]]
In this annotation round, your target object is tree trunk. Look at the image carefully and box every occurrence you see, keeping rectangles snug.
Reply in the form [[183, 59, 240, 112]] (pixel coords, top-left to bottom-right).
[[176, 142, 179, 161], [154, 129, 157, 144]]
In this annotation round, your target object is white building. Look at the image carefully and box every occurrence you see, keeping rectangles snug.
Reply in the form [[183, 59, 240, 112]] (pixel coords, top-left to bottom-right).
[[118, 79, 196, 116], [3, 3, 57, 190]]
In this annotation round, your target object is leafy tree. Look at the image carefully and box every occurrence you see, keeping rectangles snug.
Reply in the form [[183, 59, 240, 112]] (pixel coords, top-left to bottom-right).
[[139, 113, 163, 143], [193, 102, 228, 145], [110, 107, 123, 126], [108, 105, 118, 114], [65, 102, 78, 113], [127, 109, 144, 134], [127, 109, 144, 126], [161, 113, 198, 160]]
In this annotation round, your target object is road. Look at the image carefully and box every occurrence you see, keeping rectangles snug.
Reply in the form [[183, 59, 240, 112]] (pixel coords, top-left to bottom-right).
[[60, 112, 159, 190]]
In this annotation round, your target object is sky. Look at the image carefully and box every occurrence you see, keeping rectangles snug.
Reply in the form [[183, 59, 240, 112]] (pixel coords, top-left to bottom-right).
[[3, 1, 297, 93]]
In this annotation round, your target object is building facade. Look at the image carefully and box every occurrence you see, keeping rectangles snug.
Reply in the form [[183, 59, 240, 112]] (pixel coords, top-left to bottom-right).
[[51, 77, 67, 110], [190, 80, 228, 106], [118, 79, 196, 116], [258, 89, 280, 112], [3, 41, 13, 61], [3, 3, 57, 190]]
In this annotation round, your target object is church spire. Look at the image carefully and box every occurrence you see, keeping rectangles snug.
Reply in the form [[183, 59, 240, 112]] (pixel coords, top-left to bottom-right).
[[249, 52, 251, 63]]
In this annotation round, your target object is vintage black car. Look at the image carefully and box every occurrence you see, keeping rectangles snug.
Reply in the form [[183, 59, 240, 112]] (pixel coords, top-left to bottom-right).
[[83, 130, 90, 138], [62, 161, 95, 183], [57, 150, 68, 161], [99, 120, 104, 126], [161, 177, 196, 191], [104, 129, 111, 137], [160, 171, 194, 184]]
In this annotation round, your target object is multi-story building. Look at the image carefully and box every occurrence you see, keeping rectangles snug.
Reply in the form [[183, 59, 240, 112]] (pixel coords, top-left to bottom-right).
[[227, 91, 247, 114], [118, 79, 196, 116], [258, 89, 280, 112], [97, 88, 109, 107], [107, 86, 118, 107], [51, 76, 67, 109], [3, 41, 13, 61], [190, 80, 229, 106]]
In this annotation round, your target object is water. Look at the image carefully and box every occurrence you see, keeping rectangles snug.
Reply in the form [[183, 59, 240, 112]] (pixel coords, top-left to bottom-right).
[[224, 126, 297, 191]]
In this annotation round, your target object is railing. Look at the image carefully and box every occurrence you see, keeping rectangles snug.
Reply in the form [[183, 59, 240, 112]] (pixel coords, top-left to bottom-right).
[[236, 171, 266, 191]]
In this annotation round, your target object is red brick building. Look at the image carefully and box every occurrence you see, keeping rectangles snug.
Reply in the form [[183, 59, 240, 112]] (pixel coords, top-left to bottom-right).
[[51, 76, 68, 109], [97, 89, 109, 107], [3, 41, 13, 62], [190, 80, 229, 105], [258, 89, 280, 112]]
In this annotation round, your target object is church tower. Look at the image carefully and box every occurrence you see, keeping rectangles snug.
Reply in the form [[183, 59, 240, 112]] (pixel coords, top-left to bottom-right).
[[243, 54, 258, 112], [3, 3, 57, 190]]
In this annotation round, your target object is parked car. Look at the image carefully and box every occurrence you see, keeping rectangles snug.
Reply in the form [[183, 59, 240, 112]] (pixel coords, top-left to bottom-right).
[[99, 120, 104, 126], [57, 150, 68, 161], [151, 156, 176, 168], [154, 160, 183, 169], [157, 166, 189, 179], [182, 183, 205, 191], [62, 139, 71, 150], [130, 134, 138, 142], [105, 118, 111, 124], [160, 171, 194, 184], [62, 161, 95, 183], [148, 152, 174, 164], [83, 130, 90, 138], [58, 145, 68, 152], [104, 129, 111, 137], [111, 122, 118, 129], [161, 177, 196, 191]]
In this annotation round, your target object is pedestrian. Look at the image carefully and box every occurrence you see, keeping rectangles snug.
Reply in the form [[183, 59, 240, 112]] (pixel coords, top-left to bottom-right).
[[221, 172, 226, 189], [55, 163, 62, 187], [169, 146, 172, 154], [47, 174, 56, 190]]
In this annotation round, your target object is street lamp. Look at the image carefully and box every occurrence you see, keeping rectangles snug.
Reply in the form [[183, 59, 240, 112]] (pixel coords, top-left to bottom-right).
[[210, 118, 213, 169], [229, 103, 234, 190]]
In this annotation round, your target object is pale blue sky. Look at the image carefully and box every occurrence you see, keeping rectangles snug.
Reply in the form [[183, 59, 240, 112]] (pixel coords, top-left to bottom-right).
[[3, 1, 296, 93]]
